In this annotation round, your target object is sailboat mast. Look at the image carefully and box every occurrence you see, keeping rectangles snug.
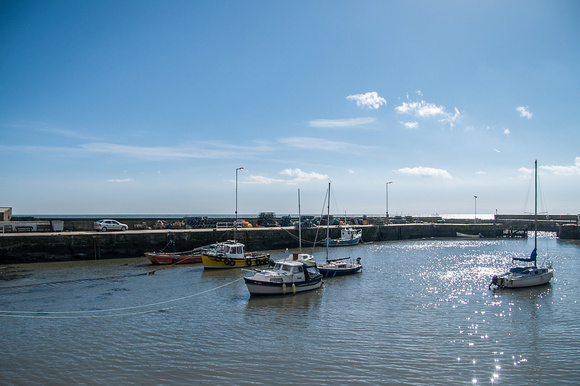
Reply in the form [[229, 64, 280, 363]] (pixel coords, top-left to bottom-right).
[[534, 159, 538, 264], [298, 189, 302, 253], [326, 181, 330, 262]]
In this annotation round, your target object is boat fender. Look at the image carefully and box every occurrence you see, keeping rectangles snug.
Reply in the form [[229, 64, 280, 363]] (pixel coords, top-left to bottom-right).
[[246, 258, 252, 266], [282, 283, 287, 294], [292, 283, 296, 294], [227, 258, 234, 266]]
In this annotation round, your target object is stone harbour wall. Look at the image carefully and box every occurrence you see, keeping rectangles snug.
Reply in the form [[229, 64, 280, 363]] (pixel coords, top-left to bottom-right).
[[0, 223, 525, 264]]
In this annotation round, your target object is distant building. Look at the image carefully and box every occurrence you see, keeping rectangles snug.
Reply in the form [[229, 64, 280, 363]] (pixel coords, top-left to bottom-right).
[[0, 207, 12, 221]]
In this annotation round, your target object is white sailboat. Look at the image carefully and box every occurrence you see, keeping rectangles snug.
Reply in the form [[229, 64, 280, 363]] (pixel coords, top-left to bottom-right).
[[318, 182, 362, 277], [489, 160, 554, 289]]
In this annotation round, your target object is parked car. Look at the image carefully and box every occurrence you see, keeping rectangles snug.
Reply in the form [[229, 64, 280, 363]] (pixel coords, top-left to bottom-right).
[[94, 219, 128, 232]]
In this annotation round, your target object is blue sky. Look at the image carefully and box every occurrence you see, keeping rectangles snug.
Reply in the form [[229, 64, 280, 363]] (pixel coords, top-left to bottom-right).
[[1, 0, 579, 217]]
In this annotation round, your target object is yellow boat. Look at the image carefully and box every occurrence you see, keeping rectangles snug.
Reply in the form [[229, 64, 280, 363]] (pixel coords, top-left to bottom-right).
[[202, 240, 270, 269]]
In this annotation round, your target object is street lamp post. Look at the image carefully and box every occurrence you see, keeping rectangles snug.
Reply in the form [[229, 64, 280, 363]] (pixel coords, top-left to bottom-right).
[[386, 181, 393, 223], [474, 195, 478, 224], [235, 167, 243, 241]]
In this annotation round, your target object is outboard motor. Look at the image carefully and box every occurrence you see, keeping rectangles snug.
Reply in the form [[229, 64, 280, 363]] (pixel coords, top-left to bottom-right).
[[489, 275, 499, 290]]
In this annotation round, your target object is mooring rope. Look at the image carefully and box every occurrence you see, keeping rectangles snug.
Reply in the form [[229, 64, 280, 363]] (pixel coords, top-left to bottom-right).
[[0, 271, 158, 290], [0, 277, 243, 319]]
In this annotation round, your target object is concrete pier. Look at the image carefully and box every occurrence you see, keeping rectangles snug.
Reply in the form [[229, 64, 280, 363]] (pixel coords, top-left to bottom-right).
[[0, 223, 525, 264]]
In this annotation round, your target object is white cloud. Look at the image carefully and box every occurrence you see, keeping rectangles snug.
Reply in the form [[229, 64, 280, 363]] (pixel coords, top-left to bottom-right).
[[346, 92, 386, 109], [401, 121, 419, 129], [516, 106, 533, 119], [493, 148, 501, 153], [540, 157, 580, 176], [107, 178, 134, 183], [280, 168, 328, 181], [247, 168, 328, 185], [503, 128, 511, 135], [309, 117, 376, 128], [397, 166, 452, 179], [395, 99, 460, 127], [476, 171, 487, 175]]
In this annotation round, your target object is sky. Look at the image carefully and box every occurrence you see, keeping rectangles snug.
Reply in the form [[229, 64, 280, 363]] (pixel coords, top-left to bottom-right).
[[1, 0, 579, 217]]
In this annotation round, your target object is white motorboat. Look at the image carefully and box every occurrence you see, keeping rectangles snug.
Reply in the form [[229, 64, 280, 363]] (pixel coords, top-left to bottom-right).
[[243, 253, 322, 296]]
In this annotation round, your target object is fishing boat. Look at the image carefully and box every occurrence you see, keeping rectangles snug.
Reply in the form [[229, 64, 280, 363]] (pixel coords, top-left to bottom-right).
[[145, 247, 204, 265], [243, 253, 322, 295], [201, 240, 271, 269], [203, 167, 271, 269], [322, 225, 362, 246], [489, 160, 554, 289], [456, 232, 483, 238], [318, 182, 362, 277]]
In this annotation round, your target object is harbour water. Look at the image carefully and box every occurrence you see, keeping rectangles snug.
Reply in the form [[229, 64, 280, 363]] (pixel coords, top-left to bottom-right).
[[1, 234, 578, 385]]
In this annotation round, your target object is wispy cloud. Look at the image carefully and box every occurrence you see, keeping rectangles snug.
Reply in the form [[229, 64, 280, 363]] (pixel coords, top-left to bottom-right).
[[81, 143, 199, 160], [346, 92, 386, 109], [540, 157, 580, 176], [309, 117, 376, 128], [516, 106, 533, 119], [247, 168, 328, 185], [246, 175, 283, 184], [107, 178, 134, 183], [397, 166, 452, 179], [3, 121, 101, 141], [279, 137, 376, 153], [79, 141, 271, 160]]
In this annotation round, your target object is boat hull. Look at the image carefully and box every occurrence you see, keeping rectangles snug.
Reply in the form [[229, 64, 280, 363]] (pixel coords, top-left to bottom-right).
[[319, 266, 362, 277], [202, 254, 270, 269], [145, 252, 202, 265], [321, 238, 361, 247], [490, 268, 553, 289], [456, 232, 483, 238], [244, 277, 322, 295]]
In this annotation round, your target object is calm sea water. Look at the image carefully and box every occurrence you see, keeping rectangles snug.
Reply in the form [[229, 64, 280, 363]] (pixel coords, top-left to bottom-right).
[[1, 234, 578, 385]]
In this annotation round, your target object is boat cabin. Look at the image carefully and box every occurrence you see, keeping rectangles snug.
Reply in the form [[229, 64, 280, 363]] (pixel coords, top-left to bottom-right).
[[205, 240, 245, 258]]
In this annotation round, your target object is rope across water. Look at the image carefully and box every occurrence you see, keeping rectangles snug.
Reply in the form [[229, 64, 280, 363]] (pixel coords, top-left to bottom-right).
[[0, 276, 243, 319]]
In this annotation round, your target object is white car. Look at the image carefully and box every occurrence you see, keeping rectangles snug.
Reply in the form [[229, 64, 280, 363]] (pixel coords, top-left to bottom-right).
[[94, 219, 128, 232]]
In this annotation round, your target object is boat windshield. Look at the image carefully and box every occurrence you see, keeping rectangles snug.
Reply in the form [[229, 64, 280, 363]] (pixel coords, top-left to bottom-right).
[[305, 266, 319, 276]]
